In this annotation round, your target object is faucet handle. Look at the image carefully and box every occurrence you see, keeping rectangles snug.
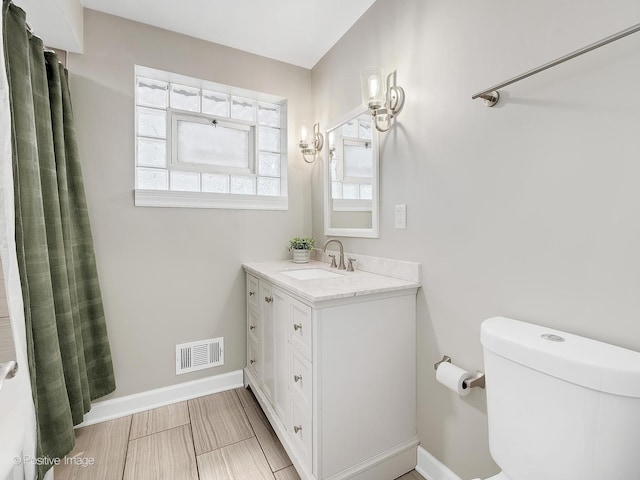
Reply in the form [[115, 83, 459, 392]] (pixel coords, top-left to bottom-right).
[[328, 254, 337, 268], [347, 257, 356, 272]]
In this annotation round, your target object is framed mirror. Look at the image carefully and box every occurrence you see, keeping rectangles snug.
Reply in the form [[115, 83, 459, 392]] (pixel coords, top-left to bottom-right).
[[324, 106, 379, 238]]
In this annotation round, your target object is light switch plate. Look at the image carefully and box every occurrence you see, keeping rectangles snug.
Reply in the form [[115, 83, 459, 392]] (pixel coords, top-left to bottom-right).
[[395, 204, 407, 229]]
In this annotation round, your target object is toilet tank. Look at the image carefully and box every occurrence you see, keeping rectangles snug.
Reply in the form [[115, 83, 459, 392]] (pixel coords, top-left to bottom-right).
[[481, 317, 640, 480]]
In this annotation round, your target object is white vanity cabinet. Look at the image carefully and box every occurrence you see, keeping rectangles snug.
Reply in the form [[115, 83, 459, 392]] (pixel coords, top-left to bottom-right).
[[244, 264, 419, 480]]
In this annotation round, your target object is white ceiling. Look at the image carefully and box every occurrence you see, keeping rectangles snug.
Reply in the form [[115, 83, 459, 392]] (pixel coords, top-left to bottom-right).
[[80, 0, 377, 69], [14, 0, 84, 52]]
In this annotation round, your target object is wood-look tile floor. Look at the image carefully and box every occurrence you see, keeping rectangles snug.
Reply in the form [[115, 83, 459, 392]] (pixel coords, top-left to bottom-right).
[[55, 387, 423, 480]]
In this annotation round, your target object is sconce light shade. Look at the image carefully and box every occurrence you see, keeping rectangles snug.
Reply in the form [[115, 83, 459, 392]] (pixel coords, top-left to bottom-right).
[[361, 66, 385, 110], [361, 66, 406, 132], [299, 122, 324, 163]]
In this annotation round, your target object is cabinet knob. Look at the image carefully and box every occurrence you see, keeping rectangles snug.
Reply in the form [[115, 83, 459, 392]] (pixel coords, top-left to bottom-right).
[[249, 291, 255, 296], [294, 425, 302, 434], [265, 296, 273, 303], [249, 325, 256, 330], [294, 374, 302, 383], [293, 323, 302, 331], [250, 359, 256, 364]]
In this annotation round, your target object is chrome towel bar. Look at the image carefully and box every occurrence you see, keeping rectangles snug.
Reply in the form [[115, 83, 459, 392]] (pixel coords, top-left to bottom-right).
[[473, 22, 640, 106]]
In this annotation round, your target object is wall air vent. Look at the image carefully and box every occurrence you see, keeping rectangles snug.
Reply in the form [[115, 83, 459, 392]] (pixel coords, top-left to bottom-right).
[[176, 337, 224, 375]]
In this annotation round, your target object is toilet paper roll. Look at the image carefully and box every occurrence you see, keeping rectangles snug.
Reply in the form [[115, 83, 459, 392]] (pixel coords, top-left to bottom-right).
[[436, 361, 472, 396]]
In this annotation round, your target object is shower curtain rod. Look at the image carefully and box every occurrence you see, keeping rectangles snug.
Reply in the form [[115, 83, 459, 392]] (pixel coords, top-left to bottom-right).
[[472, 22, 640, 106]]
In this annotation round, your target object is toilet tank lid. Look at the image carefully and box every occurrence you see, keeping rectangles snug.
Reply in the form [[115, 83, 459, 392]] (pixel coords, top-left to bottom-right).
[[481, 317, 640, 398]]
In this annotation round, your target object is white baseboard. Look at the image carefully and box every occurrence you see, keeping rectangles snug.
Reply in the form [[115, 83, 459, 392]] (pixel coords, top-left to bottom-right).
[[415, 446, 462, 480], [77, 369, 244, 427]]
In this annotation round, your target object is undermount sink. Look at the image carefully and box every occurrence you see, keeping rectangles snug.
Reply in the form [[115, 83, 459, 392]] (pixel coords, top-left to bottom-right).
[[280, 268, 343, 280]]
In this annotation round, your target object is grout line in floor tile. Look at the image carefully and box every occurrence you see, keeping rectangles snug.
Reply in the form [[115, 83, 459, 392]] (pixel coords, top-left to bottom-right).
[[128, 421, 191, 442], [250, 415, 279, 474], [121, 416, 134, 480], [187, 423, 202, 480], [194, 434, 259, 458], [256, 437, 274, 472], [183, 405, 203, 480], [244, 405, 259, 437], [232, 388, 241, 404], [186, 398, 193, 425], [128, 423, 191, 444]]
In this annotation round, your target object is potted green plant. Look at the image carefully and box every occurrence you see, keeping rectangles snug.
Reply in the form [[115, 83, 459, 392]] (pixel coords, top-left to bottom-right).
[[289, 237, 315, 263]]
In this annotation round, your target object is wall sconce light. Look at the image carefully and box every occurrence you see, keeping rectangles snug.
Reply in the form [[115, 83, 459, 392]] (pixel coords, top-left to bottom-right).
[[361, 66, 405, 132], [298, 122, 324, 163]]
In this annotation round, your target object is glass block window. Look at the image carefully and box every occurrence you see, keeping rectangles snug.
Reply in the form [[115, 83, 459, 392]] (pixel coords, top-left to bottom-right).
[[138, 167, 168, 190], [134, 66, 287, 208], [170, 84, 201, 112], [202, 91, 230, 117], [202, 173, 230, 193]]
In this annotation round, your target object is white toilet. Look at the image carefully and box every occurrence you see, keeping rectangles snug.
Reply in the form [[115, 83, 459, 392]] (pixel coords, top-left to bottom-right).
[[475, 316, 640, 480]]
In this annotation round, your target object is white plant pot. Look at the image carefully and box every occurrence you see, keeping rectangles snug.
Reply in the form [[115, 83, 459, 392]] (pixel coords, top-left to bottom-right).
[[292, 249, 311, 263]]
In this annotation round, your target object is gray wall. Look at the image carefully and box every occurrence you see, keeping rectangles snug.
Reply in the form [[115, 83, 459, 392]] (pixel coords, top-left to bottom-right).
[[311, 0, 640, 478], [68, 10, 313, 399], [68, 3, 640, 478]]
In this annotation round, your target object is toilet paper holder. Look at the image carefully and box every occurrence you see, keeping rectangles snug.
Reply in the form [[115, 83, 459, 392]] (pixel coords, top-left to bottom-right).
[[434, 355, 486, 390]]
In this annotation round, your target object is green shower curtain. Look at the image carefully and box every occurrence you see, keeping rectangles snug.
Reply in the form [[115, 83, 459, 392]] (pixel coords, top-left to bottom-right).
[[2, 1, 115, 477]]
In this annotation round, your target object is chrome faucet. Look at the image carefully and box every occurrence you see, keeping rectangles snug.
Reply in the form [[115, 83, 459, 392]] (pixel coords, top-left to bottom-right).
[[323, 239, 345, 270]]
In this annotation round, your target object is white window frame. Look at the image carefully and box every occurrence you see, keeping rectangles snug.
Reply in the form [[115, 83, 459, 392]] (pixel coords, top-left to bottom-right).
[[134, 65, 288, 210], [169, 111, 256, 176], [341, 138, 374, 185]]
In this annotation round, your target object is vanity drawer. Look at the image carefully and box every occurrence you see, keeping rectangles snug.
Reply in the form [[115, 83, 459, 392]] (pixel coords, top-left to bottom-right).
[[246, 274, 259, 311], [247, 340, 261, 381], [248, 307, 260, 345], [289, 297, 312, 361], [290, 400, 313, 468], [290, 347, 312, 411]]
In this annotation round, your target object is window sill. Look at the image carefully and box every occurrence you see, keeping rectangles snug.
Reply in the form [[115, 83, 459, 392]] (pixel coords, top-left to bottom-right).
[[134, 189, 288, 210]]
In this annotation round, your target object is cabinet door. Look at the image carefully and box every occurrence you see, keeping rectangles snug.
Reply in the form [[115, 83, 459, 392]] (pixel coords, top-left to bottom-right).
[[290, 400, 313, 467], [289, 347, 312, 413], [248, 307, 260, 346], [246, 274, 259, 311], [289, 297, 312, 361], [260, 281, 275, 404], [272, 287, 291, 425], [247, 340, 261, 380]]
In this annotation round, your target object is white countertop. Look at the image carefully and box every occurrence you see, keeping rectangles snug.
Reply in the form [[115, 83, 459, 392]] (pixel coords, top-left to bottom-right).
[[243, 260, 420, 305]]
